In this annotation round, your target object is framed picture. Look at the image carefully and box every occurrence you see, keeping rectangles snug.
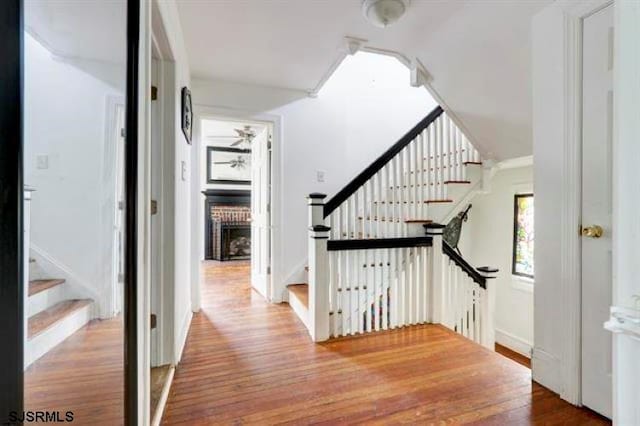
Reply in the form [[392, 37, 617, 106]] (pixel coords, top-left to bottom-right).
[[207, 146, 251, 185], [181, 87, 193, 144]]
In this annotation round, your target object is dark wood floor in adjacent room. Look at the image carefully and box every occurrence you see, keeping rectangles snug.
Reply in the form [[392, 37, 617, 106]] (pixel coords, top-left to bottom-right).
[[163, 261, 610, 425]]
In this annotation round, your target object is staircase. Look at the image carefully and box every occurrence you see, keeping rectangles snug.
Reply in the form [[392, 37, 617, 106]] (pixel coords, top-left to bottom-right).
[[287, 106, 498, 347], [26, 260, 94, 367]]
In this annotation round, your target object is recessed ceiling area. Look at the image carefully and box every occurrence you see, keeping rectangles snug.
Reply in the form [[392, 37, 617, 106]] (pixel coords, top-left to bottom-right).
[[177, 0, 551, 160]]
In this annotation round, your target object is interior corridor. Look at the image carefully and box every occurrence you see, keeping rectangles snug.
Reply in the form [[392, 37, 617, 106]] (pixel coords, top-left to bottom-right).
[[163, 261, 608, 425]]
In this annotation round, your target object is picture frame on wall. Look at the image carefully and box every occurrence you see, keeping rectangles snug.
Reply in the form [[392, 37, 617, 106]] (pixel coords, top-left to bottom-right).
[[181, 87, 193, 144], [207, 146, 251, 185]]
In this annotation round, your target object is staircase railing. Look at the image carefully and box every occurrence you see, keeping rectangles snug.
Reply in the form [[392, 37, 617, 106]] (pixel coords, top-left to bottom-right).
[[308, 195, 497, 347], [323, 106, 481, 241]]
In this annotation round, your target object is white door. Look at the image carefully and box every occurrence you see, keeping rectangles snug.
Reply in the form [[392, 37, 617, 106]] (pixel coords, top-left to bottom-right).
[[251, 127, 271, 299], [581, 4, 613, 419]]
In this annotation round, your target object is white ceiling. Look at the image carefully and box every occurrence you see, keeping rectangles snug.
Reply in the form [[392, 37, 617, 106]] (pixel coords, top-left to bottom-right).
[[177, 0, 551, 160], [25, 0, 126, 63]]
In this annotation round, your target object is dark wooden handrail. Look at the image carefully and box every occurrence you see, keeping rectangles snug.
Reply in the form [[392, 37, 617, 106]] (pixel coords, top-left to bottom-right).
[[442, 241, 486, 288], [327, 236, 433, 251], [323, 105, 444, 218]]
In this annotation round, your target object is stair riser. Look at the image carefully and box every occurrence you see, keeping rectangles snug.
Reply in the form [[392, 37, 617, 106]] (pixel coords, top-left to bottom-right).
[[287, 291, 309, 330], [28, 283, 67, 317], [25, 303, 92, 368]]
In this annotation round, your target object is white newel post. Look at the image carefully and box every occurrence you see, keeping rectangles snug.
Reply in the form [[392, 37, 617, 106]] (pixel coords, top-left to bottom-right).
[[307, 193, 330, 342], [478, 267, 498, 349], [425, 223, 445, 324]]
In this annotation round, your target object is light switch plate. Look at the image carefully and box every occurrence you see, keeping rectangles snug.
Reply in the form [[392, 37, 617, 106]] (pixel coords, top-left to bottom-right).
[[181, 161, 187, 181], [316, 170, 325, 183], [36, 155, 49, 170]]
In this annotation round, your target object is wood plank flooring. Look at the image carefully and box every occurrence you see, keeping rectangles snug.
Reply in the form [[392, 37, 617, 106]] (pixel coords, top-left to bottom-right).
[[163, 261, 610, 425], [25, 317, 124, 425]]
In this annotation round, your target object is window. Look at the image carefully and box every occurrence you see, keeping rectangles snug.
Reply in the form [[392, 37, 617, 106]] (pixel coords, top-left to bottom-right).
[[512, 193, 534, 278]]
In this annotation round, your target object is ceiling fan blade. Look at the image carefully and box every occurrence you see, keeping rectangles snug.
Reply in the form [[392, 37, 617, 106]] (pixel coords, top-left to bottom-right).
[[206, 135, 239, 139], [230, 139, 244, 146], [214, 161, 233, 164]]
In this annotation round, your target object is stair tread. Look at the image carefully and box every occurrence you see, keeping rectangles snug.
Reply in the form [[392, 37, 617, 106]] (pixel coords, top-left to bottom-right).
[[287, 283, 309, 309], [28, 299, 92, 340], [29, 279, 65, 296]]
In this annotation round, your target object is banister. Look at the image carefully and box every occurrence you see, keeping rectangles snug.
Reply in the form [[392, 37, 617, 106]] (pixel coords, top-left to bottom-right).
[[327, 236, 433, 251], [442, 241, 487, 288], [323, 105, 444, 218]]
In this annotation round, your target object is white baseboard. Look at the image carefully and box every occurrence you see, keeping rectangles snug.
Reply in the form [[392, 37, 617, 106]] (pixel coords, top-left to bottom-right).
[[495, 328, 533, 358], [532, 347, 562, 394], [174, 310, 193, 364]]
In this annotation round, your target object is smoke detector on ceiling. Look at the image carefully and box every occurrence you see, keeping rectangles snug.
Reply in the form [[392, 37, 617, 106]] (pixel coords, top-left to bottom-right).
[[362, 0, 410, 28]]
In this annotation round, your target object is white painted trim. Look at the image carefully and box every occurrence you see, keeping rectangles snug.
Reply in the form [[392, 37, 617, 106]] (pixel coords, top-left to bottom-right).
[[557, 0, 612, 406], [174, 310, 192, 364], [102, 95, 125, 319], [137, 1, 153, 423], [532, 347, 562, 392], [496, 328, 533, 358], [192, 105, 284, 304]]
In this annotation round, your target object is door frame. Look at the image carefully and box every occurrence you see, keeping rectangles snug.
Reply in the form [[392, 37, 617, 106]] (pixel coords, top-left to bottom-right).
[[0, 0, 25, 420], [192, 106, 283, 306], [0, 0, 145, 423], [556, 0, 613, 406]]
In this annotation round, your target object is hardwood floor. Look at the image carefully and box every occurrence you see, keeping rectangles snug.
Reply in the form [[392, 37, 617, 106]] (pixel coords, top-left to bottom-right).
[[495, 343, 532, 369], [163, 261, 610, 425], [25, 317, 124, 425]]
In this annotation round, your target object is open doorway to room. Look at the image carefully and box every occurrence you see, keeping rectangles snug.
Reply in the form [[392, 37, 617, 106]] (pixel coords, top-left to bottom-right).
[[198, 117, 274, 303]]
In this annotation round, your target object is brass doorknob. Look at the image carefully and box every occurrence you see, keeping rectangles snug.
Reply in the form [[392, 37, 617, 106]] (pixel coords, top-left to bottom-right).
[[581, 225, 603, 238]]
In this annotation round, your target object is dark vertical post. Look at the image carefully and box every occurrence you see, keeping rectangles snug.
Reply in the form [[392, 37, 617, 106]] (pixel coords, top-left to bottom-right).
[[125, 0, 140, 424], [0, 0, 24, 422]]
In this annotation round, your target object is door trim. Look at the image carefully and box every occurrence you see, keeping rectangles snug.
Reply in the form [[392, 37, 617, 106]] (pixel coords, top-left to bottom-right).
[[0, 0, 24, 421], [556, 0, 613, 406], [192, 106, 283, 303]]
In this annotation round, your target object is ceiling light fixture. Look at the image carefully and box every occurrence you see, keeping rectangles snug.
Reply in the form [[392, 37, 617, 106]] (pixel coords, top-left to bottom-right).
[[362, 0, 410, 28]]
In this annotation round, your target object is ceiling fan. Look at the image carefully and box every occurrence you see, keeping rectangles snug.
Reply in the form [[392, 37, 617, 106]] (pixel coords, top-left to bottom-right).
[[214, 156, 248, 169], [206, 125, 256, 147]]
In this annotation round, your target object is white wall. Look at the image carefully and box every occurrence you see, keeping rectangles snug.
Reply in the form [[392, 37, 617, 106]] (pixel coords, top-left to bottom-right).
[[24, 33, 125, 316], [153, 0, 193, 363], [612, 2, 640, 424], [531, 3, 567, 395], [192, 53, 436, 300], [463, 165, 534, 356]]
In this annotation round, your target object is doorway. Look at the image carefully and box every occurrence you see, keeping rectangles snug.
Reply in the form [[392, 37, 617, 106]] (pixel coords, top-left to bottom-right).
[[581, 3, 613, 419], [198, 116, 274, 301]]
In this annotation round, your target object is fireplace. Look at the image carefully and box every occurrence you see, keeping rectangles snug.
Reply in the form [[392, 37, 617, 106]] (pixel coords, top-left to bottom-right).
[[203, 190, 251, 261]]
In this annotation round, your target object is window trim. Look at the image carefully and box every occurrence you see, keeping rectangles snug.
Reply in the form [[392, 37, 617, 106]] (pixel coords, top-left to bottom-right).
[[512, 193, 534, 279]]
